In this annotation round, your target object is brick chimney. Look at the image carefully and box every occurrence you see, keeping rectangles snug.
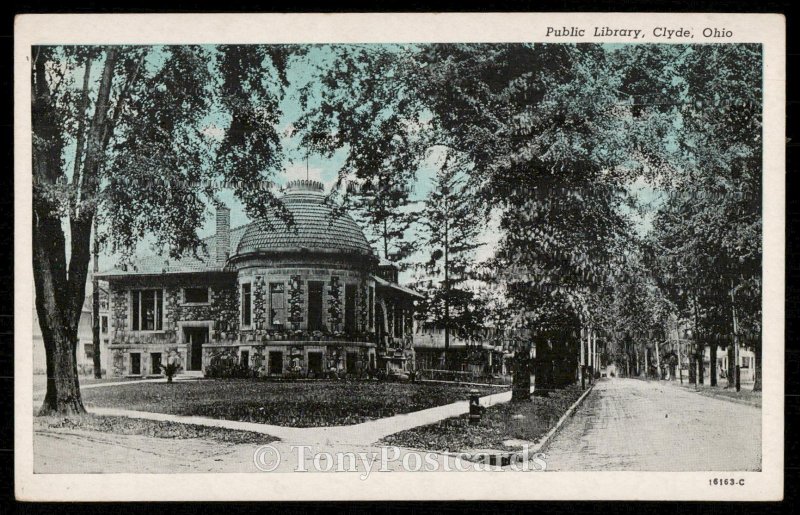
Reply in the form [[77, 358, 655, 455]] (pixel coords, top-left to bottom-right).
[[215, 205, 230, 268]]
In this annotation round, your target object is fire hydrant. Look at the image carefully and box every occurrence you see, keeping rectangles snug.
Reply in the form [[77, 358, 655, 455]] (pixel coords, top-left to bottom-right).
[[469, 389, 482, 425]]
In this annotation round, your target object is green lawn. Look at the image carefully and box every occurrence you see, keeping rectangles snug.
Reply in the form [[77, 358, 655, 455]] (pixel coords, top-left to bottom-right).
[[34, 374, 144, 393], [380, 384, 586, 452], [36, 414, 276, 444], [82, 379, 499, 427], [675, 382, 762, 408]]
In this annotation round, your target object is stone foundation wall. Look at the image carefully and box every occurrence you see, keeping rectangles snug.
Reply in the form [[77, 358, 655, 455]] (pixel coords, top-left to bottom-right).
[[202, 342, 376, 378], [108, 343, 187, 377]]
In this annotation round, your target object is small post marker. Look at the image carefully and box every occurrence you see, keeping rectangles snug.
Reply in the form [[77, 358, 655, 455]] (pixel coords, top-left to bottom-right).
[[469, 389, 481, 425]]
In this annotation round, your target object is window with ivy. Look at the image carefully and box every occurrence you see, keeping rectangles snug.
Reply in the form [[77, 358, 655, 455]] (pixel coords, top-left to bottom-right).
[[270, 283, 285, 327], [241, 282, 252, 327], [131, 289, 163, 331]]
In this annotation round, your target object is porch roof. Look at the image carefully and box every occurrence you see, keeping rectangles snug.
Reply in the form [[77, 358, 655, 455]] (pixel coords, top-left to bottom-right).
[[371, 274, 424, 299]]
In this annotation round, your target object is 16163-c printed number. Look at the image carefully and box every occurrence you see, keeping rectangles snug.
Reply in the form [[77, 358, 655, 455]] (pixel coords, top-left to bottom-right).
[[709, 477, 746, 486]]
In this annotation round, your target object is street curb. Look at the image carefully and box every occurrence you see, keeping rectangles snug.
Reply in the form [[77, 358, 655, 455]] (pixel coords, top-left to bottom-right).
[[450, 381, 596, 466], [516, 381, 595, 461], [419, 382, 596, 467]]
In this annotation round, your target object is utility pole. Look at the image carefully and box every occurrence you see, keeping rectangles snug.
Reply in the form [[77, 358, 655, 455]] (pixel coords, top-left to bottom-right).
[[92, 217, 101, 379], [443, 206, 450, 370], [580, 326, 586, 389]]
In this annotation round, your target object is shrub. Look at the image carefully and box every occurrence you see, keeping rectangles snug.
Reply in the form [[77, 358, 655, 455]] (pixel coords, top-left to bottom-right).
[[160, 362, 181, 383]]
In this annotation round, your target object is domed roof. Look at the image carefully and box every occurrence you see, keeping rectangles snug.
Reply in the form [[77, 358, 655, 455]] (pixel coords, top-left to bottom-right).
[[234, 179, 373, 257]]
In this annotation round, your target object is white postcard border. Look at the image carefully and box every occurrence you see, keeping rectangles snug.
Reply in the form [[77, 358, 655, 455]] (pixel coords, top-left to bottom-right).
[[14, 12, 785, 501]]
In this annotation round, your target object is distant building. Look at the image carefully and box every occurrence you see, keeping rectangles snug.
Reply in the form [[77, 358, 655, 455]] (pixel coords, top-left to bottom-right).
[[660, 316, 756, 383], [702, 344, 756, 384], [96, 180, 422, 378], [33, 281, 110, 375], [413, 325, 515, 377]]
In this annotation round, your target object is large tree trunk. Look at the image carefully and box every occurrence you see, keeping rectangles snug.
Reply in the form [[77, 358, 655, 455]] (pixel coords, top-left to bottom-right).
[[512, 358, 532, 402], [696, 344, 704, 385], [512, 342, 532, 402], [752, 345, 762, 392], [727, 345, 735, 388], [92, 225, 102, 378], [533, 338, 556, 397], [709, 342, 717, 387], [32, 47, 118, 415], [33, 219, 86, 415]]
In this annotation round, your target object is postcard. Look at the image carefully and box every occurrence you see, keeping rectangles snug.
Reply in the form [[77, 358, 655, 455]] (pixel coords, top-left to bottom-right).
[[14, 12, 785, 501]]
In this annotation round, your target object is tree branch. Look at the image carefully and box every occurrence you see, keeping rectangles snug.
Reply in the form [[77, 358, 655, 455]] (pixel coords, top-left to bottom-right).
[[70, 53, 94, 213]]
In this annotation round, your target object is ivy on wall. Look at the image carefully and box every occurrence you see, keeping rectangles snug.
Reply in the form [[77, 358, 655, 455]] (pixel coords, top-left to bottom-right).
[[288, 275, 305, 330], [386, 300, 394, 339], [328, 275, 343, 332], [253, 276, 266, 331], [358, 279, 369, 332]]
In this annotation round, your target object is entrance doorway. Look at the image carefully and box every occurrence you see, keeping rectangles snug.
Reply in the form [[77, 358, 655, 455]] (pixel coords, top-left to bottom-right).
[[184, 327, 208, 371], [346, 351, 357, 375]]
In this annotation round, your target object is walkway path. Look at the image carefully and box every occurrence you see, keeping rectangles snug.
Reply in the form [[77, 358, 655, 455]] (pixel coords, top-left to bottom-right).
[[35, 383, 526, 474], [89, 386, 521, 446], [543, 378, 761, 471]]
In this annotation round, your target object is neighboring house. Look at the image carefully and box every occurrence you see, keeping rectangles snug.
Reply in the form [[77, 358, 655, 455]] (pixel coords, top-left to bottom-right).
[[33, 280, 110, 375], [659, 316, 757, 383], [413, 325, 513, 376], [703, 344, 757, 384], [96, 179, 422, 378]]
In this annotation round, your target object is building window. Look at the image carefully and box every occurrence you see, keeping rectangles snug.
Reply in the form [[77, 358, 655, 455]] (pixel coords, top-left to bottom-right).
[[151, 353, 162, 374], [741, 356, 751, 369], [269, 351, 284, 375], [101, 315, 108, 334], [344, 284, 357, 333], [240, 350, 250, 368], [130, 353, 141, 375], [241, 283, 252, 327], [184, 287, 210, 304], [269, 283, 285, 328], [308, 281, 324, 331], [394, 304, 403, 337], [131, 289, 163, 331], [368, 286, 374, 329], [84, 343, 93, 360]]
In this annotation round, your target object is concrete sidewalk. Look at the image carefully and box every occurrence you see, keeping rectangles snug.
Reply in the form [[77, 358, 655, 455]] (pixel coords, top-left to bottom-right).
[[664, 380, 762, 408], [89, 385, 526, 446]]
